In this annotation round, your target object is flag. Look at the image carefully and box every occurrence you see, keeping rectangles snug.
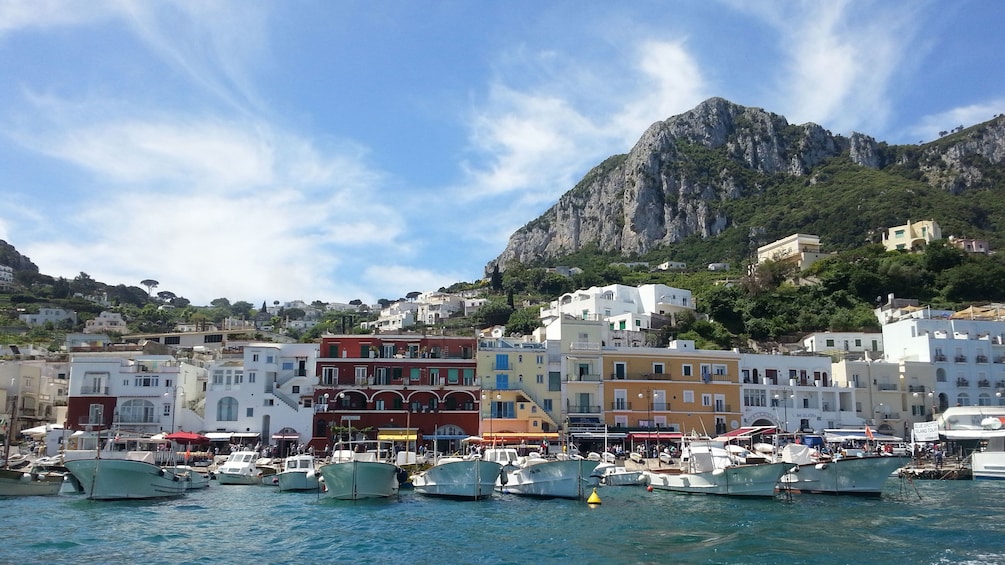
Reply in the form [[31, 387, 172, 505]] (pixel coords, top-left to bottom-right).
[[865, 426, 874, 441]]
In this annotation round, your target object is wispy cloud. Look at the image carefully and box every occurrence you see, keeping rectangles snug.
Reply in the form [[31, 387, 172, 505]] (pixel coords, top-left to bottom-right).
[[742, 2, 924, 134], [0, 0, 114, 37], [907, 100, 1005, 143]]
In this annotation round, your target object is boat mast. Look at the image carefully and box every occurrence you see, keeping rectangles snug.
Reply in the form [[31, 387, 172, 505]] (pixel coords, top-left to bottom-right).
[[2, 394, 17, 470]]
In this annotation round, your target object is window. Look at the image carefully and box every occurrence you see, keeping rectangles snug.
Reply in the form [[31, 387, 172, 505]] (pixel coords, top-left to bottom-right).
[[246, 407, 254, 417], [118, 399, 155, 423], [464, 369, 476, 386], [204, 334, 223, 343], [536, 355, 544, 365], [825, 339, 835, 347], [495, 354, 509, 370], [217, 397, 238, 421], [653, 363, 665, 375], [613, 363, 627, 379], [702, 394, 712, 407], [410, 367, 421, 382], [543, 399, 553, 412], [322, 367, 338, 386], [134, 376, 159, 387], [548, 372, 561, 392], [495, 373, 509, 390], [683, 390, 694, 403], [448, 369, 459, 384], [712, 364, 726, 375], [682, 365, 692, 377], [744, 389, 767, 407], [536, 374, 544, 384], [248, 372, 256, 383]]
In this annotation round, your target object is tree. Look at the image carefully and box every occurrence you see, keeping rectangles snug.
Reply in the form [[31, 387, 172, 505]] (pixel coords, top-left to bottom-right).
[[474, 301, 514, 327], [156, 290, 176, 303], [140, 279, 159, 297], [231, 301, 254, 319], [506, 307, 543, 335], [349, 299, 363, 306], [406, 291, 421, 301], [490, 264, 503, 292]]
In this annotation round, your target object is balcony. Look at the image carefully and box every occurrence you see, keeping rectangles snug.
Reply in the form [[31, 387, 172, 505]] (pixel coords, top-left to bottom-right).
[[978, 380, 991, 388], [956, 378, 970, 387], [79, 386, 110, 395], [908, 385, 927, 393], [977, 355, 989, 363], [570, 341, 602, 352], [567, 404, 602, 414], [955, 355, 968, 363], [566, 373, 603, 382], [934, 354, 947, 362], [877, 383, 899, 391], [113, 416, 158, 425]]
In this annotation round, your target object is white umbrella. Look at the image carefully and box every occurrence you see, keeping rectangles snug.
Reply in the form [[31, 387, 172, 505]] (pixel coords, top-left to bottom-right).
[[21, 423, 63, 437], [460, 436, 483, 444]]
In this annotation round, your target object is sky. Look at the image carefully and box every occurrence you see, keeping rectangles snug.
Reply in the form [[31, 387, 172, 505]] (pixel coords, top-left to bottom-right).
[[1, 1, 1004, 307]]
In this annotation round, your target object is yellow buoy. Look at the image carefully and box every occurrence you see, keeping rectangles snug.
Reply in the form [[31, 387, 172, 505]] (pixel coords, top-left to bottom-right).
[[587, 487, 602, 505]]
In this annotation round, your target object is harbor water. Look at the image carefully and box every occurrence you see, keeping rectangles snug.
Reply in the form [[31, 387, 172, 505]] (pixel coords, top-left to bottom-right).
[[2, 478, 1003, 565]]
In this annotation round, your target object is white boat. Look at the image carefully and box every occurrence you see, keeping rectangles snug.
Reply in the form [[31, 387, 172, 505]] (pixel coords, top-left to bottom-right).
[[776, 444, 904, 495], [277, 454, 320, 491], [317, 441, 401, 500], [937, 407, 1005, 480], [486, 447, 602, 499], [645, 441, 790, 497], [64, 452, 194, 500], [166, 465, 211, 489], [594, 462, 649, 486], [0, 467, 65, 496], [411, 455, 503, 500], [216, 450, 262, 485]]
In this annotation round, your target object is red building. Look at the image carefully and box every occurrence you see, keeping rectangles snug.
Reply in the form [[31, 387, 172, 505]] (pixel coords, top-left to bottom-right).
[[310, 334, 480, 454]]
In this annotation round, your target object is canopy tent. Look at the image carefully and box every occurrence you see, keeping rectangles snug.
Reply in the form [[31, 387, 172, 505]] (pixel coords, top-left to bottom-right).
[[20, 423, 64, 437], [164, 431, 210, 444], [713, 426, 776, 442], [823, 429, 903, 442], [569, 431, 628, 441]]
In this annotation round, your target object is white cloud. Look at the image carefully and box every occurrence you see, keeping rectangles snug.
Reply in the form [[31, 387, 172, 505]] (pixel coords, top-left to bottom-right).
[[0, 0, 115, 36], [907, 100, 1005, 143], [361, 264, 471, 301], [744, 2, 923, 134]]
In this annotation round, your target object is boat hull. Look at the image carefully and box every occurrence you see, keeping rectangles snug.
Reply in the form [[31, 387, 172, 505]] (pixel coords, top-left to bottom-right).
[[647, 461, 791, 497], [278, 470, 320, 491], [318, 461, 399, 500], [0, 468, 64, 496], [972, 451, 1005, 480], [601, 468, 649, 487], [412, 459, 502, 500], [216, 472, 261, 485], [499, 459, 602, 499], [64, 458, 191, 500], [779, 456, 906, 495]]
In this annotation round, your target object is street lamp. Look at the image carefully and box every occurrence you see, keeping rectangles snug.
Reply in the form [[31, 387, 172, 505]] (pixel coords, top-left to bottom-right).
[[773, 391, 793, 435], [481, 390, 501, 446], [638, 390, 652, 457]]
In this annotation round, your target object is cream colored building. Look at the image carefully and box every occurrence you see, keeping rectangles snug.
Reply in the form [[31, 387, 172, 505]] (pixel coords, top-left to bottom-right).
[[756, 233, 832, 271], [882, 219, 942, 252]]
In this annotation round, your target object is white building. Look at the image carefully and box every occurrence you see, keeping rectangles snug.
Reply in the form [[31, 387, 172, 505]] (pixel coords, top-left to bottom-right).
[[361, 301, 418, 332], [801, 332, 883, 358], [0, 264, 13, 291], [540, 283, 694, 329], [415, 292, 464, 325], [84, 311, 129, 334], [19, 307, 77, 327], [756, 233, 831, 272], [203, 343, 320, 449], [739, 353, 860, 433]]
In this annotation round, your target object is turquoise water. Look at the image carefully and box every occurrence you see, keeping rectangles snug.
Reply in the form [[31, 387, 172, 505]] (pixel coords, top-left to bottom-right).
[[2, 479, 1004, 565]]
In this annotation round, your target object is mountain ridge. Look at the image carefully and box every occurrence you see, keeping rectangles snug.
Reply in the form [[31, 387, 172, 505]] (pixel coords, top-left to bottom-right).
[[489, 97, 1005, 272]]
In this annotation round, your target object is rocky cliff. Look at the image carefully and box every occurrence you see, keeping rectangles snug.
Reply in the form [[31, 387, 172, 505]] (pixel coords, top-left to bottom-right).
[[489, 97, 1005, 271]]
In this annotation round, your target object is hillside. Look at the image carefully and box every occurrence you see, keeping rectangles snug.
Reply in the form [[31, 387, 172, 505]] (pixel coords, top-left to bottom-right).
[[490, 97, 1005, 271]]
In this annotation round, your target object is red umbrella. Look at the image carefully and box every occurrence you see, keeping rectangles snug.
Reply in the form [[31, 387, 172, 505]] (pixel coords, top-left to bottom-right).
[[164, 431, 210, 445]]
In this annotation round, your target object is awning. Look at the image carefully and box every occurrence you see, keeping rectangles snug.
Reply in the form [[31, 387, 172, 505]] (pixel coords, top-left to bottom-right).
[[824, 430, 903, 442], [428, 434, 469, 440], [570, 431, 628, 440], [626, 432, 683, 441], [206, 432, 233, 441], [231, 432, 260, 439], [713, 426, 777, 442], [482, 432, 560, 442], [377, 431, 418, 441], [272, 434, 301, 440]]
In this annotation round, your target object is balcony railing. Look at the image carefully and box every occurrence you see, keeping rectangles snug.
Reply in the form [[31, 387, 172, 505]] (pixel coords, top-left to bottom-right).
[[934, 354, 947, 362], [79, 386, 109, 395], [978, 380, 991, 388], [956, 378, 970, 387], [908, 385, 927, 393], [877, 383, 899, 391], [567, 404, 602, 414], [955, 355, 968, 362], [566, 373, 603, 382], [977, 355, 989, 363]]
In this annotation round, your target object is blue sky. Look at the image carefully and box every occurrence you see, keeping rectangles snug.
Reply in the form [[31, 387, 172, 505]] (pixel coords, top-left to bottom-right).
[[1, 1, 1003, 307]]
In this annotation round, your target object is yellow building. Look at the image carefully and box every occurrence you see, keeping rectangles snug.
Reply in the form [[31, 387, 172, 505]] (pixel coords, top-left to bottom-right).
[[756, 233, 831, 272], [475, 337, 560, 445], [602, 341, 742, 437], [882, 219, 941, 252]]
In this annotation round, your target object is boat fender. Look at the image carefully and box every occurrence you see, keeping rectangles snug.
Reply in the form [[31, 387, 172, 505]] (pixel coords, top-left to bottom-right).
[[815, 463, 828, 470], [158, 468, 166, 477], [498, 467, 509, 485], [20, 473, 31, 482], [173, 475, 180, 482]]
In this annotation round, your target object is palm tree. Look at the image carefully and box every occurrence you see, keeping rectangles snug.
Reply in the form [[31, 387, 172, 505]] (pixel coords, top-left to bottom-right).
[[140, 279, 159, 298]]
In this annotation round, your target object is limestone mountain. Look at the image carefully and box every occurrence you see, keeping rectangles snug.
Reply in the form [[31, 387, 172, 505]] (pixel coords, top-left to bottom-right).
[[489, 97, 1005, 272]]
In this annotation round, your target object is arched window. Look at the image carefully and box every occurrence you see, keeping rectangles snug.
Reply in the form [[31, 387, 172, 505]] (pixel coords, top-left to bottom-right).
[[217, 397, 239, 421], [955, 393, 970, 407], [936, 368, 947, 382], [119, 398, 155, 424], [978, 393, 993, 406]]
